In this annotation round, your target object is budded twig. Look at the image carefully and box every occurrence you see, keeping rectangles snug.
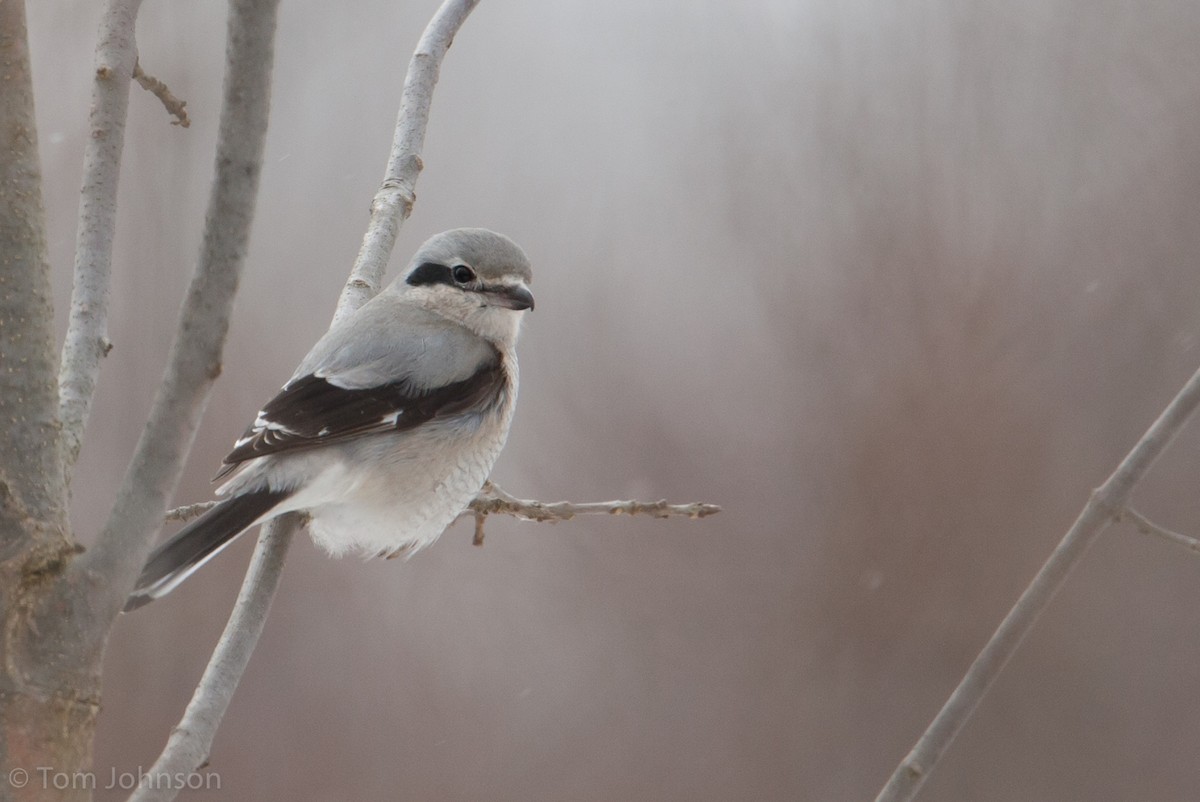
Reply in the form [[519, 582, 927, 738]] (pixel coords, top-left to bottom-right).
[[467, 481, 721, 545]]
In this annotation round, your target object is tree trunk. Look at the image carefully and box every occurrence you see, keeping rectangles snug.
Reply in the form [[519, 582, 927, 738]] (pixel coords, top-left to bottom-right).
[[0, 1, 96, 798]]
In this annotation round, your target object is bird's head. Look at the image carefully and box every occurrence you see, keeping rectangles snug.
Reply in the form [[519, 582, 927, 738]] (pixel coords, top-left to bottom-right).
[[401, 228, 534, 346]]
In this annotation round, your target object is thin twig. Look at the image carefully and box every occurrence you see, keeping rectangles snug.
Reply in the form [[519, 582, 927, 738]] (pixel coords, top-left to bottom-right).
[[465, 481, 721, 545], [58, 0, 146, 476], [165, 500, 220, 523], [127, 516, 297, 802], [133, 61, 190, 127], [1121, 507, 1200, 554], [877, 364, 1200, 802], [333, 0, 482, 325], [76, 0, 280, 634]]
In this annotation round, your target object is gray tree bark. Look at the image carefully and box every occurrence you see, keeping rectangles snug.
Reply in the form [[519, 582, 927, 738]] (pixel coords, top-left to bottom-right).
[[0, 0, 95, 798]]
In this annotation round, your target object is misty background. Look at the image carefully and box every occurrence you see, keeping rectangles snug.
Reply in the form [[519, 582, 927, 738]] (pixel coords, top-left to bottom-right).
[[23, 1, 1200, 799]]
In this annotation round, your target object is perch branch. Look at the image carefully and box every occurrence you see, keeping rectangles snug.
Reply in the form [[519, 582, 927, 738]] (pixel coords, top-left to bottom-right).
[[126, 516, 297, 802], [58, 0, 145, 476], [133, 61, 191, 127], [1120, 507, 1200, 554], [333, 0, 483, 325], [77, 0, 280, 636], [138, 1, 484, 793], [466, 481, 721, 545], [876, 363, 1200, 802]]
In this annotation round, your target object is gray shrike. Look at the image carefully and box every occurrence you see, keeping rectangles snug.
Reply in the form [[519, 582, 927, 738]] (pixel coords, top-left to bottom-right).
[[125, 228, 534, 611]]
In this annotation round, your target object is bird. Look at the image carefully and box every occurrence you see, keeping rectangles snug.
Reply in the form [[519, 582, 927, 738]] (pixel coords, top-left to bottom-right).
[[124, 228, 534, 611]]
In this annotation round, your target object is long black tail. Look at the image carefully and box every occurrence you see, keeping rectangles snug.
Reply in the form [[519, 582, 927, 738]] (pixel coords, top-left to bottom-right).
[[124, 489, 292, 612]]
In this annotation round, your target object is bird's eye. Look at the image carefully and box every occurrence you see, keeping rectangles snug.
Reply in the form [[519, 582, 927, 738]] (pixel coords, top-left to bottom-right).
[[452, 265, 476, 284]]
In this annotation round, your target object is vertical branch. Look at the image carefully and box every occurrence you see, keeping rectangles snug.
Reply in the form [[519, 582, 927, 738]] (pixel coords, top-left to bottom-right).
[[73, 0, 281, 631], [136, 2, 484, 790], [126, 517, 297, 802], [0, 0, 68, 552], [334, 0, 482, 324], [58, 0, 146, 475], [876, 364, 1200, 802]]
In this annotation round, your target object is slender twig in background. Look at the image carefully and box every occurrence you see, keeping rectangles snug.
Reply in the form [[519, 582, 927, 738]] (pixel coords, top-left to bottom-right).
[[876, 364, 1200, 802], [137, 1, 483, 791], [76, 0, 280, 636], [127, 516, 297, 802], [58, 0, 146, 475], [1121, 507, 1200, 554], [133, 61, 191, 127]]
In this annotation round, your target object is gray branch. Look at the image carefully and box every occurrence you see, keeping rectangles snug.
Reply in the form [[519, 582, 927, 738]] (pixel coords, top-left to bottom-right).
[[0, 0, 69, 548], [876, 364, 1200, 802], [334, 0, 483, 325], [126, 516, 297, 802], [58, 0, 146, 475], [135, 2, 483, 794], [74, 0, 281, 634]]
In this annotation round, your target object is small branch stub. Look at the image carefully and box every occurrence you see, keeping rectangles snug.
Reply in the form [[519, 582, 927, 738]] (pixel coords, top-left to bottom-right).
[[165, 500, 219, 522], [1120, 507, 1200, 554], [133, 61, 190, 127]]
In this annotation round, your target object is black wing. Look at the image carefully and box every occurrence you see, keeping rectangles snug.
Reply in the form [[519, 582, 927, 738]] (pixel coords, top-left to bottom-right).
[[215, 357, 506, 478]]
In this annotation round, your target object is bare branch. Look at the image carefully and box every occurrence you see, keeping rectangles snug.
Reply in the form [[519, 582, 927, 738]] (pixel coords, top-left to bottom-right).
[[465, 481, 721, 545], [126, 516, 297, 802], [877, 364, 1200, 802], [58, 0, 146, 475], [133, 61, 191, 128], [75, 0, 281, 632], [1121, 507, 1200, 554], [139, 0, 483, 787], [333, 0, 483, 324]]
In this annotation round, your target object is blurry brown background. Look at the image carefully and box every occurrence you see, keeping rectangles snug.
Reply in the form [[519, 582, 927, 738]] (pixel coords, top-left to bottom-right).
[[24, 1, 1200, 800]]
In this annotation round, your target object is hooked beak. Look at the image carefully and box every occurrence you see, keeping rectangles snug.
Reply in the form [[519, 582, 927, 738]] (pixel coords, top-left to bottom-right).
[[485, 283, 535, 311]]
